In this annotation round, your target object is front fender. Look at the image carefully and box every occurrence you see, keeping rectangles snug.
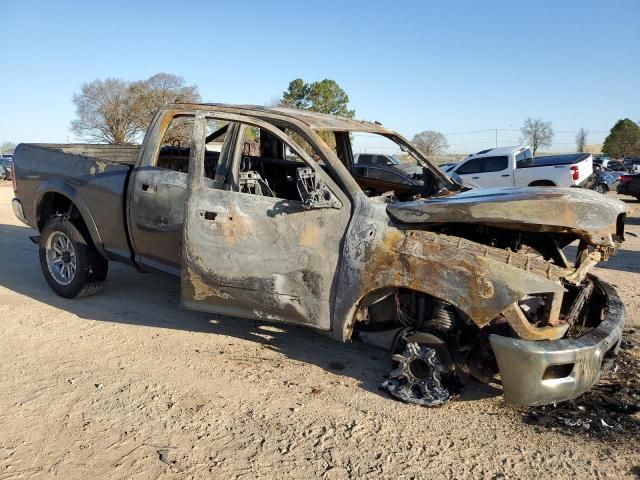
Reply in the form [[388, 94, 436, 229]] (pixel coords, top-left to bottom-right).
[[333, 195, 565, 341]]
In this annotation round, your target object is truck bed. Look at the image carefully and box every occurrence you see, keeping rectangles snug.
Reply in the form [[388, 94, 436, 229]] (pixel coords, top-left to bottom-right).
[[13, 143, 137, 261], [522, 153, 591, 168]]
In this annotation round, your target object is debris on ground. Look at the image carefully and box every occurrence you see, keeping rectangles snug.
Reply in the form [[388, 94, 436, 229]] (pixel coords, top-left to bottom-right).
[[523, 330, 640, 439]]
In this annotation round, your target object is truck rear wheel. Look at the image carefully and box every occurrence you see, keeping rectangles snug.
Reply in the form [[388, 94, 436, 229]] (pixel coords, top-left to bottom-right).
[[39, 217, 108, 298]]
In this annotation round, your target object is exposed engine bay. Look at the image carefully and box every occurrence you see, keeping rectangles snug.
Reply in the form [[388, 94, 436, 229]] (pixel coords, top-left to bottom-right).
[[353, 223, 620, 406]]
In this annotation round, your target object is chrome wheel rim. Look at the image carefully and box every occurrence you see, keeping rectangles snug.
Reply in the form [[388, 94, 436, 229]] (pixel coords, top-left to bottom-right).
[[46, 231, 77, 286]]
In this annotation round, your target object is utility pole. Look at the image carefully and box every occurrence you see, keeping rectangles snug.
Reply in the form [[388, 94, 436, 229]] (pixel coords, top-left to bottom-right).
[[495, 129, 498, 148]]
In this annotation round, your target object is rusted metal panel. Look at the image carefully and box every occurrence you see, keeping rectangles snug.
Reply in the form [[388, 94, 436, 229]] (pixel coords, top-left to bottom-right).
[[331, 193, 577, 341], [171, 103, 393, 134], [181, 115, 351, 328], [182, 189, 349, 328], [387, 186, 628, 248]]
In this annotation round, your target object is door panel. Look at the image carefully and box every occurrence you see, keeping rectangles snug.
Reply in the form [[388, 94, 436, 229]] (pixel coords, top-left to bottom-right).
[[181, 115, 351, 329], [455, 156, 513, 188], [130, 167, 187, 273], [182, 190, 349, 328], [128, 111, 196, 275], [458, 170, 513, 188]]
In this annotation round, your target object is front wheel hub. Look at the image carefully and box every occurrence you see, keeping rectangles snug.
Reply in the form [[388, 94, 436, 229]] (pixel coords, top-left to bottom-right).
[[381, 340, 452, 407]]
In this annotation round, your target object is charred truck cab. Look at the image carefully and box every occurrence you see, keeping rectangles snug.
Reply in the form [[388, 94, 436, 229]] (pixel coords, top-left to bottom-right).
[[11, 104, 629, 407]]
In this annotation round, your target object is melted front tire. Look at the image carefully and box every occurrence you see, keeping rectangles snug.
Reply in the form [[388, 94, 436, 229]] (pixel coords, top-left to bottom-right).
[[381, 329, 454, 407]]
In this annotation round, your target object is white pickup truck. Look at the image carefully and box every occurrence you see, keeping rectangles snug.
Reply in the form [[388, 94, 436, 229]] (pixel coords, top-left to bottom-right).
[[445, 146, 593, 189]]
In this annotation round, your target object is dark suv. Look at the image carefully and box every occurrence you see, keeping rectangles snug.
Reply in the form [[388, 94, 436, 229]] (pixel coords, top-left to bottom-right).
[[353, 153, 423, 200], [0, 155, 13, 181], [617, 173, 640, 200]]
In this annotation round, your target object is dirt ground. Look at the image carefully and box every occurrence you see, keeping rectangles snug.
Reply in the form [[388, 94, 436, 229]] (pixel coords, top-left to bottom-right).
[[0, 182, 639, 479]]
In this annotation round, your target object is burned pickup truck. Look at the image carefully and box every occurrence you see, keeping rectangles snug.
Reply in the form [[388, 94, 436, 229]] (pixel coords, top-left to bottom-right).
[[11, 104, 629, 406]]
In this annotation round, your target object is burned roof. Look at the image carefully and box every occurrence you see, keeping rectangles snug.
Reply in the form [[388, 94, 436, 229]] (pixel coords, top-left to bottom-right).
[[166, 102, 393, 134]]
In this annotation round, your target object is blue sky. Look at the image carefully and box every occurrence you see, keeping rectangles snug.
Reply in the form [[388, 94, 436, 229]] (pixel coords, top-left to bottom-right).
[[0, 0, 638, 153]]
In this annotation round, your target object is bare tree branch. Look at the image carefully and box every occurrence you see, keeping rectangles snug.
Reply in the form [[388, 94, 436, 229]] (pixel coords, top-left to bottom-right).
[[520, 118, 554, 155], [70, 73, 200, 144], [575, 128, 588, 153]]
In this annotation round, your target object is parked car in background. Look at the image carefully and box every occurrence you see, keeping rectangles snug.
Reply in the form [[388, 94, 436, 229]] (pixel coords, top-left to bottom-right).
[[0, 154, 13, 181], [596, 158, 628, 172], [439, 162, 458, 172], [623, 157, 640, 173], [617, 173, 640, 200], [353, 162, 423, 200], [588, 164, 623, 194], [354, 153, 400, 167], [594, 155, 610, 164], [354, 153, 424, 200], [448, 146, 593, 188], [352, 154, 471, 200]]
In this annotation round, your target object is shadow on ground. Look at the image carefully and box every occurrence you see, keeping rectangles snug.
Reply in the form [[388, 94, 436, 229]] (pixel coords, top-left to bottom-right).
[[0, 222, 497, 405]]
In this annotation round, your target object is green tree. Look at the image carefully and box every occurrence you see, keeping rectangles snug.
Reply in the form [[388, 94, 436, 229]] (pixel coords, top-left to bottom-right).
[[281, 78, 355, 117], [602, 119, 640, 158], [282, 79, 310, 110]]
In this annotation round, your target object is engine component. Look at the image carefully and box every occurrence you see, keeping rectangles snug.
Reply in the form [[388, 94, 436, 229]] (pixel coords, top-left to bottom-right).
[[425, 299, 457, 332]]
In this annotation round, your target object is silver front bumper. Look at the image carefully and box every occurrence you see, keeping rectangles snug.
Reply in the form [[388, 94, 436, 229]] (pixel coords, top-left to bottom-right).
[[12, 198, 28, 225], [490, 279, 624, 406]]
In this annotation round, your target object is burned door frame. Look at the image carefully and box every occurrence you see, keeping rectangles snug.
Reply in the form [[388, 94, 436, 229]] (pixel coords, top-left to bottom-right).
[[181, 111, 352, 329], [127, 110, 234, 275]]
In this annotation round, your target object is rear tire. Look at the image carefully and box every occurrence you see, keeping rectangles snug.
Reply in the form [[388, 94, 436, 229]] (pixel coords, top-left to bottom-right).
[[593, 183, 608, 194], [39, 217, 108, 298]]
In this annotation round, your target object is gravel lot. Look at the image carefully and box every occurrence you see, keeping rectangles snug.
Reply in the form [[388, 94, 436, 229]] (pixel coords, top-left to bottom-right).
[[0, 182, 638, 479]]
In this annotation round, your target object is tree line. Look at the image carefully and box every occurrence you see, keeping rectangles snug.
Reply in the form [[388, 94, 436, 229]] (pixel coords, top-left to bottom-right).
[[3, 74, 637, 162]]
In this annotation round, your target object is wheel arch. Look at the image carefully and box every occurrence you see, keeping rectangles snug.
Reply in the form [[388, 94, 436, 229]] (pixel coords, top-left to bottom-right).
[[341, 286, 459, 339], [35, 182, 108, 259], [528, 180, 556, 187], [332, 238, 565, 343]]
